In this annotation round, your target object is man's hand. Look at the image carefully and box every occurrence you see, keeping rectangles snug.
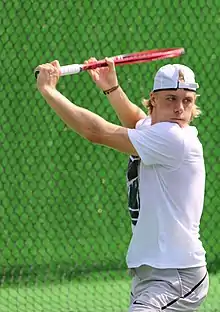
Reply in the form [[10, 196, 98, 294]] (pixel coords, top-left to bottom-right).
[[35, 60, 60, 94], [84, 56, 146, 128], [85, 57, 118, 91]]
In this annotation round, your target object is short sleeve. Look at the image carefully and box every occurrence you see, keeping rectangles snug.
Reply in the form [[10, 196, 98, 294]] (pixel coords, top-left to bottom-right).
[[128, 122, 184, 167]]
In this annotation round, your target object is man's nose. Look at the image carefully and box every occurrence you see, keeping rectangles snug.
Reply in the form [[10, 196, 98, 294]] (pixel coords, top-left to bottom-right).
[[174, 101, 184, 113]]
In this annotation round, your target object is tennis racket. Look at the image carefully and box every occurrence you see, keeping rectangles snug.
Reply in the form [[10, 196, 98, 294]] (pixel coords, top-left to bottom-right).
[[34, 47, 185, 78]]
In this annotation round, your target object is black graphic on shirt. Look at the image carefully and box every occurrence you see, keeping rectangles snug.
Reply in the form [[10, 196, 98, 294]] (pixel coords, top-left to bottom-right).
[[126, 155, 141, 226]]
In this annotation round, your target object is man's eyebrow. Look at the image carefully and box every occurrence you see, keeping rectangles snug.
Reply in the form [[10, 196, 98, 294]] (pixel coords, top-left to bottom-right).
[[165, 94, 177, 97], [165, 94, 194, 98]]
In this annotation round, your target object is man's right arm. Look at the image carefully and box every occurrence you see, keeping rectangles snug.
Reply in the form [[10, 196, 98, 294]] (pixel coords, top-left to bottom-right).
[[105, 85, 147, 128], [86, 57, 147, 128]]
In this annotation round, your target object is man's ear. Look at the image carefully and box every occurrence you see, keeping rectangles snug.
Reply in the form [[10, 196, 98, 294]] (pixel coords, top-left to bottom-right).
[[150, 92, 157, 106]]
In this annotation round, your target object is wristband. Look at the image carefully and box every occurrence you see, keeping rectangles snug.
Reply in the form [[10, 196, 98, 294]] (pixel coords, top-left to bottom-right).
[[103, 85, 119, 95]]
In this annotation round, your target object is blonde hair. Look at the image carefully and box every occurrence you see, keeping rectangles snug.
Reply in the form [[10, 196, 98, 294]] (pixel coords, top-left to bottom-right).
[[142, 95, 201, 121]]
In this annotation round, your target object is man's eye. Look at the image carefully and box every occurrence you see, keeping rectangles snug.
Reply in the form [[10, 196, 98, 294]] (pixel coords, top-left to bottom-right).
[[167, 97, 175, 101], [184, 99, 192, 104]]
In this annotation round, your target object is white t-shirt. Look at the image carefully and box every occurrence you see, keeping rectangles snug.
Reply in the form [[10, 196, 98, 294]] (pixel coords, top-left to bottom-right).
[[127, 119, 206, 269]]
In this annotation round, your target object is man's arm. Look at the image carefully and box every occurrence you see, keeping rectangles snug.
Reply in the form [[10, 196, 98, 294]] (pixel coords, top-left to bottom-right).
[[86, 57, 147, 128], [40, 87, 138, 156], [105, 85, 147, 128]]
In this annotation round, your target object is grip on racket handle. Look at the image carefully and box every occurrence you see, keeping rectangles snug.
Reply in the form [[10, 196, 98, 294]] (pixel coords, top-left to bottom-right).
[[34, 64, 83, 79], [60, 64, 83, 76]]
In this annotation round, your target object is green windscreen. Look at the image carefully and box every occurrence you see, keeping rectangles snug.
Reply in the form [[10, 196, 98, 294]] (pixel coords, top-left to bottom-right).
[[1, 1, 219, 311]]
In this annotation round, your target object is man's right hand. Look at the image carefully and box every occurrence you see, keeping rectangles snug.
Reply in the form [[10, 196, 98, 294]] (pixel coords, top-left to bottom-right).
[[85, 57, 119, 91]]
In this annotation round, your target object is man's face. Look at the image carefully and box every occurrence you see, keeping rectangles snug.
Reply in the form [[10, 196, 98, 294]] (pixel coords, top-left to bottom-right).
[[150, 89, 197, 127]]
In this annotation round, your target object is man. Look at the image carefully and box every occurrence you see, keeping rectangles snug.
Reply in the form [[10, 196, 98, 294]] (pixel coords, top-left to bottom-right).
[[35, 59, 209, 311]]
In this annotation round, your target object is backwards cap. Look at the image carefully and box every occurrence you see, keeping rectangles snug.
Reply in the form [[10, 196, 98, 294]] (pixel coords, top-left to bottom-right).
[[153, 64, 199, 92]]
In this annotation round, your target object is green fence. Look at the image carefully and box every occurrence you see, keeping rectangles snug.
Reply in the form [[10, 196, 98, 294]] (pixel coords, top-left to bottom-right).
[[1, 1, 220, 311]]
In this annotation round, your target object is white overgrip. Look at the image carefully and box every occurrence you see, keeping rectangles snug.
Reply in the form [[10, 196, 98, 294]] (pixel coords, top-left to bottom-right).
[[60, 64, 83, 76]]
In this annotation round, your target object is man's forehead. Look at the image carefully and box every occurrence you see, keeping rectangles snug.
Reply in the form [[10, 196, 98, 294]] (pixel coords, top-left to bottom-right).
[[157, 89, 195, 97]]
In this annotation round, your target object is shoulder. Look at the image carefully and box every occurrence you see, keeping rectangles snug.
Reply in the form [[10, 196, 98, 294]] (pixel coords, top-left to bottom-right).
[[128, 122, 185, 166], [129, 121, 184, 145], [135, 117, 151, 129], [151, 121, 182, 132], [150, 122, 184, 144]]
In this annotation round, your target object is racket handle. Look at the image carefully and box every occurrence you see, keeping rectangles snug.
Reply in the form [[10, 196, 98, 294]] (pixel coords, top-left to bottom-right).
[[34, 64, 83, 79], [60, 64, 83, 76]]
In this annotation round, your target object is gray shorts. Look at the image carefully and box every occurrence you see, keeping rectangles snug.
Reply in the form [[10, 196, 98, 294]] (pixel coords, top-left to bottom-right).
[[128, 265, 209, 312]]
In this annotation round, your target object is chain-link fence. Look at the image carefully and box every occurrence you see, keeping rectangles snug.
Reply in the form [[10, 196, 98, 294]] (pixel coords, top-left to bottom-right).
[[1, 1, 220, 311]]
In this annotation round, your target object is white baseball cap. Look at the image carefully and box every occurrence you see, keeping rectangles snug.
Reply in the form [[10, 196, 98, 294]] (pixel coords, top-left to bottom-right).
[[153, 64, 199, 92]]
